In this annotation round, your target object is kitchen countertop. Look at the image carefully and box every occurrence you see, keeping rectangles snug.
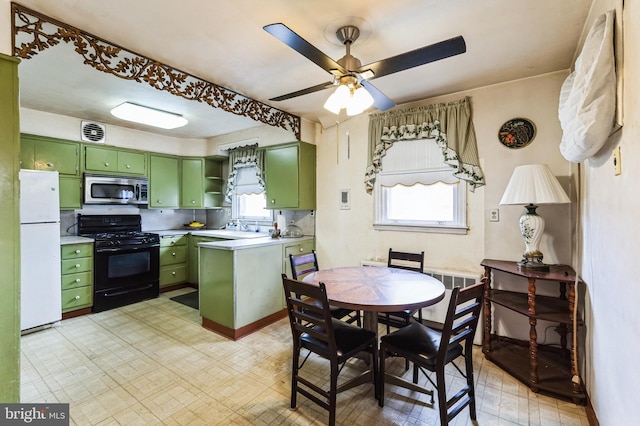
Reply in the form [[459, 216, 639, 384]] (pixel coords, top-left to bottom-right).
[[199, 235, 314, 250], [149, 229, 269, 239], [60, 235, 94, 245]]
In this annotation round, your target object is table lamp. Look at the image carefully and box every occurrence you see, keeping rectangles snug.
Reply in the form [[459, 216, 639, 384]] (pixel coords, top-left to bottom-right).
[[500, 164, 570, 270]]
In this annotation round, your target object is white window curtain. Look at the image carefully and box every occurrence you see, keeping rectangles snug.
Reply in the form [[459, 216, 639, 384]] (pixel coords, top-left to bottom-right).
[[224, 144, 265, 202], [365, 97, 485, 193]]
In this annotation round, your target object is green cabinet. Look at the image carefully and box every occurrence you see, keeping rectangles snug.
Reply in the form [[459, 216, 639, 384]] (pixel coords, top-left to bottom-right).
[[59, 176, 82, 210], [21, 134, 80, 176], [0, 53, 20, 403], [180, 157, 225, 209], [181, 158, 205, 208], [84, 145, 147, 175], [149, 154, 179, 208], [188, 235, 224, 284], [265, 142, 315, 210], [159, 234, 188, 289], [20, 134, 81, 209], [60, 242, 93, 313]]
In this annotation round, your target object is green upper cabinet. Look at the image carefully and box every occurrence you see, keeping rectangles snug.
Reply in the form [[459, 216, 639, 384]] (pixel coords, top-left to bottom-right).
[[20, 134, 82, 210], [149, 154, 179, 208], [180, 158, 205, 208], [21, 134, 80, 176], [84, 145, 147, 175], [265, 142, 316, 210], [180, 157, 225, 209]]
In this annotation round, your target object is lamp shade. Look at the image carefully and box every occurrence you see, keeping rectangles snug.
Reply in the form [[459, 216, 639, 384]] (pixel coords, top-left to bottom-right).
[[500, 164, 570, 205]]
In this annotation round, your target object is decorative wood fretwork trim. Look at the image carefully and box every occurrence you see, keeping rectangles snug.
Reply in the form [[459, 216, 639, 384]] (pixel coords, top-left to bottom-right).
[[11, 3, 301, 140]]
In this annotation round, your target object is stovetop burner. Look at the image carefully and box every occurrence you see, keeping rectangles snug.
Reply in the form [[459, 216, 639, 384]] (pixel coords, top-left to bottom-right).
[[77, 214, 159, 249]]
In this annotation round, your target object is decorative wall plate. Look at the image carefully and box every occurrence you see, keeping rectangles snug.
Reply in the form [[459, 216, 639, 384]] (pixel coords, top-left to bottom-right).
[[498, 118, 536, 149]]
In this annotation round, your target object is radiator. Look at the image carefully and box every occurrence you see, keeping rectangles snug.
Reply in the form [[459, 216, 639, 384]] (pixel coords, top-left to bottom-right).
[[360, 259, 483, 344]]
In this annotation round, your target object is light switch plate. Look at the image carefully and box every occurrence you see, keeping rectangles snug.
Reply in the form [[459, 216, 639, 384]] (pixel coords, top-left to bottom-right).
[[613, 146, 622, 175]]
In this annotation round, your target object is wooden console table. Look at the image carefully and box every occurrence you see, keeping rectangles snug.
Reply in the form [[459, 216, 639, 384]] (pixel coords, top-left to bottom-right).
[[481, 259, 585, 403]]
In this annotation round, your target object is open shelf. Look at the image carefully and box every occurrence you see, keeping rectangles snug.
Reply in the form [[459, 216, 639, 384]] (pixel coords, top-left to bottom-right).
[[487, 290, 573, 324]]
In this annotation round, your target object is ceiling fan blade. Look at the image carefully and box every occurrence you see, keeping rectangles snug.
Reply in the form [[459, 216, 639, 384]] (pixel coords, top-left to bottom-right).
[[359, 36, 466, 79], [269, 81, 335, 101], [264, 23, 347, 75], [360, 80, 395, 111]]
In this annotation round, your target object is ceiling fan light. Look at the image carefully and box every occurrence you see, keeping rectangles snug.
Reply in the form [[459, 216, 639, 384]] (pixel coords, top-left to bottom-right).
[[352, 86, 374, 109], [111, 102, 188, 129], [323, 84, 351, 114]]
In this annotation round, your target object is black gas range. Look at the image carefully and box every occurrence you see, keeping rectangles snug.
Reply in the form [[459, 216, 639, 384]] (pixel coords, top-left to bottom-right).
[[78, 214, 160, 312]]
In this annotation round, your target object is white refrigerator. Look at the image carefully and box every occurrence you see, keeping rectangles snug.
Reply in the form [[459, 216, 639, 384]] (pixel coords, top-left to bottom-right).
[[19, 169, 62, 332]]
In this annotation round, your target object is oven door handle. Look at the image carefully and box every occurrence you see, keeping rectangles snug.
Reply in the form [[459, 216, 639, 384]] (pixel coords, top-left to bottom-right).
[[96, 244, 159, 253], [102, 283, 154, 298]]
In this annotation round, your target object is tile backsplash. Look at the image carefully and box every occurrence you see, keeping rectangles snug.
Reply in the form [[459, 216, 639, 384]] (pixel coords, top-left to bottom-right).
[[61, 207, 315, 236]]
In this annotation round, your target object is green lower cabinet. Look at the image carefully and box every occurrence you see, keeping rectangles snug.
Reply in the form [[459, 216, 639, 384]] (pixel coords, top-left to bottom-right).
[[188, 235, 223, 284], [60, 242, 93, 313], [199, 244, 284, 337], [159, 234, 188, 288]]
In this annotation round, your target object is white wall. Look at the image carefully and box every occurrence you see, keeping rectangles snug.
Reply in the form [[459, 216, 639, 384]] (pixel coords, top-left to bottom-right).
[[578, 0, 640, 423], [314, 72, 573, 281]]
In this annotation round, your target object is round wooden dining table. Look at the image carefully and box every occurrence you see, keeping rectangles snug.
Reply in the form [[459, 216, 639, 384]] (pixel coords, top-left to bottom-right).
[[302, 266, 446, 336]]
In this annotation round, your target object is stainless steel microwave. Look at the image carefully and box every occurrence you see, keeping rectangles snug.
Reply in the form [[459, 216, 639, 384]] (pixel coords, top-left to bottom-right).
[[84, 174, 148, 205]]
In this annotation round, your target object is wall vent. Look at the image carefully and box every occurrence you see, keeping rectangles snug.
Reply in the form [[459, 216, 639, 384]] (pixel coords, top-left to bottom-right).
[[80, 121, 106, 143]]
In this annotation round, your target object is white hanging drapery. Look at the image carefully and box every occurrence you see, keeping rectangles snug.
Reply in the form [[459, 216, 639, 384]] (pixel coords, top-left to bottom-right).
[[224, 144, 265, 202]]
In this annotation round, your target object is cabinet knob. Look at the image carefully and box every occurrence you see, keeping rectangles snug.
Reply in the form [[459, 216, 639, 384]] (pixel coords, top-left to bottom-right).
[[172, 252, 176, 256], [75, 295, 80, 300], [104, 162, 109, 167], [47, 162, 54, 168], [157, 200, 162, 204], [191, 200, 195, 204], [171, 271, 176, 275], [299, 248, 304, 252], [75, 249, 81, 254], [170, 241, 175, 245], [125, 164, 131, 169], [75, 264, 80, 268], [75, 278, 81, 283], [270, 199, 275, 204]]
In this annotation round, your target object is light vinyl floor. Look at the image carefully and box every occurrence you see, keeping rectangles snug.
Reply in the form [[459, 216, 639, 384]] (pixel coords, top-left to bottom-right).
[[20, 288, 589, 425]]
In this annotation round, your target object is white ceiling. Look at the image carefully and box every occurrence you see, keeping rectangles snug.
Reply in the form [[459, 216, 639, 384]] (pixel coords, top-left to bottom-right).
[[14, 0, 593, 139]]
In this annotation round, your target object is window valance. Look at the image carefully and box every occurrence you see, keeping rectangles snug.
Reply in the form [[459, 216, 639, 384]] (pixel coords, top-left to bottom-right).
[[224, 144, 265, 202], [365, 97, 484, 193]]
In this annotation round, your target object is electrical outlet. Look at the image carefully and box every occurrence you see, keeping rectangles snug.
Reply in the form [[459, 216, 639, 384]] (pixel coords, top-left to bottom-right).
[[613, 146, 622, 175], [489, 209, 499, 222]]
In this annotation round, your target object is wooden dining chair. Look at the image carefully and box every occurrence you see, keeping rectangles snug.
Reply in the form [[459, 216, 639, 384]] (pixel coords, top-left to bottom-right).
[[378, 248, 425, 333], [281, 274, 378, 426], [289, 250, 361, 326], [378, 281, 485, 425]]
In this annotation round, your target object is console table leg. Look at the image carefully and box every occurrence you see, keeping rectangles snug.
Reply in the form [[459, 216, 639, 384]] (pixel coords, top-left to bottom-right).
[[482, 266, 492, 354], [528, 278, 539, 391]]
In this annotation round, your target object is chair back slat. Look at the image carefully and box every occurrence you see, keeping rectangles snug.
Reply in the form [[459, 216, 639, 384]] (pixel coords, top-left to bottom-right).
[[282, 274, 336, 350], [439, 280, 486, 361], [387, 248, 424, 273], [290, 251, 319, 279]]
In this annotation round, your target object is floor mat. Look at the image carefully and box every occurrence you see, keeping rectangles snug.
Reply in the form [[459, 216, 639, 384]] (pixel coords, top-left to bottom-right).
[[169, 291, 198, 309]]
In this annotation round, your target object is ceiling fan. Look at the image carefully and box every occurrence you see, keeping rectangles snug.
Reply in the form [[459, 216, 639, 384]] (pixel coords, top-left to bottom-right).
[[264, 23, 466, 114]]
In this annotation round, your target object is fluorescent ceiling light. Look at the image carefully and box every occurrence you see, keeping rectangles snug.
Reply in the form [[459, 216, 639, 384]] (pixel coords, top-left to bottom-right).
[[110, 102, 188, 129]]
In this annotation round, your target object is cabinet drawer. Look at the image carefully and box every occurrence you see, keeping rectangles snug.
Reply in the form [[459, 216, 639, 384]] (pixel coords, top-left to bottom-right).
[[284, 241, 315, 258], [61, 244, 93, 259], [160, 265, 188, 287], [61, 257, 93, 274], [62, 286, 93, 311], [160, 235, 187, 247], [61, 271, 93, 290], [160, 245, 187, 265]]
